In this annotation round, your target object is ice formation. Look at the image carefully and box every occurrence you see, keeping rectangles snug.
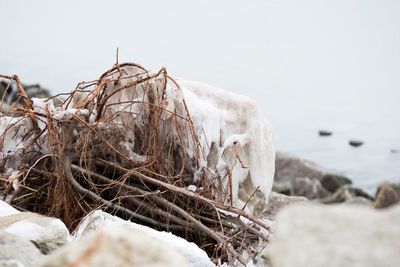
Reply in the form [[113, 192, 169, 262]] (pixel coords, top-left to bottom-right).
[[179, 80, 275, 208]]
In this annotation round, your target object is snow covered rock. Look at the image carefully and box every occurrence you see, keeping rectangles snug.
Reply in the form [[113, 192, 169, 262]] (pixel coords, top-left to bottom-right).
[[0, 200, 19, 217], [179, 80, 275, 210], [0, 212, 70, 254], [41, 226, 188, 267], [267, 203, 400, 267], [73, 210, 214, 267], [0, 230, 44, 267]]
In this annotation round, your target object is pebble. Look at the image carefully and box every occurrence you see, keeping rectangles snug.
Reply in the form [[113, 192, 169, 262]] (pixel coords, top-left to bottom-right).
[[318, 130, 332, 136], [349, 140, 364, 147]]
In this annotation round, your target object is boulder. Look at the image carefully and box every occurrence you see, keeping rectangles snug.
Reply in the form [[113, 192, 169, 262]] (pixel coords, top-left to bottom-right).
[[0, 231, 44, 267], [73, 210, 214, 267], [374, 183, 400, 209], [344, 196, 373, 206], [263, 192, 308, 220], [268, 203, 400, 267], [271, 181, 292, 195], [0, 212, 70, 254], [41, 226, 189, 267], [274, 152, 352, 195], [274, 152, 325, 183], [292, 177, 331, 200], [320, 185, 374, 204], [320, 174, 352, 193]]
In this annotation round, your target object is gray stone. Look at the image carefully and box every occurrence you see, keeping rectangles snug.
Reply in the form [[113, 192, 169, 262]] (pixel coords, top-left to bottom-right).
[[271, 181, 292, 195], [0, 212, 70, 254], [320, 173, 352, 193], [274, 152, 352, 196], [320, 185, 373, 204], [292, 177, 331, 199], [0, 231, 44, 267], [41, 226, 189, 267], [267, 203, 400, 267], [274, 152, 325, 183], [374, 183, 400, 209], [263, 192, 308, 220], [344, 196, 373, 206]]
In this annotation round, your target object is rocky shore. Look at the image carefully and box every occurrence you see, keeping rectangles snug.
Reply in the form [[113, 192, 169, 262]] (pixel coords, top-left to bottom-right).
[[272, 151, 399, 209], [1, 151, 399, 267], [264, 152, 400, 267], [0, 66, 399, 266]]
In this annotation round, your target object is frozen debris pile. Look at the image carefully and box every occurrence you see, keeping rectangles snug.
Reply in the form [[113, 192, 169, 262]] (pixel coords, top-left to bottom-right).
[[0, 62, 274, 265]]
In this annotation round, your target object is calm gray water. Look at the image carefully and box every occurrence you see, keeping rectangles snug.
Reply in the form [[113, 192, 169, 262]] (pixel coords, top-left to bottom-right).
[[1, 0, 399, 193]]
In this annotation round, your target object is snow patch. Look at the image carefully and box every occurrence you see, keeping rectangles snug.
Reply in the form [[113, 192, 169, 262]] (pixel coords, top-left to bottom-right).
[[0, 199, 19, 217], [74, 210, 214, 267]]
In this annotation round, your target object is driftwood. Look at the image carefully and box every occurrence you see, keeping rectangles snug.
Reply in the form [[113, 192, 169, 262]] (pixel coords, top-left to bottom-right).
[[0, 63, 269, 266]]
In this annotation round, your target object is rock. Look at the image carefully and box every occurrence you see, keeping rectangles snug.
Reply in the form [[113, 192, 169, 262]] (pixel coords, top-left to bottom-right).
[[292, 177, 331, 200], [0, 200, 19, 217], [73, 210, 214, 267], [271, 181, 292, 195], [274, 152, 325, 183], [0, 231, 44, 267], [0, 80, 51, 107], [268, 203, 400, 267], [0, 212, 70, 254], [320, 185, 374, 204], [390, 149, 399, 153], [349, 140, 364, 147], [374, 183, 400, 209], [41, 226, 189, 267], [263, 192, 308, 220], [320, 174, 352, 193], [344, 196, 373, 206], [274, 152, 355, 199], [318, 130, 332, 136]]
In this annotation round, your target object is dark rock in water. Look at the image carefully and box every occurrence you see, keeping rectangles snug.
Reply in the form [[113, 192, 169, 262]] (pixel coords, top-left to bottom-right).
[[349, 140, 364, 147], [320, 185, 374, 204], [321, 174, 352, 193], [373, 183, 400, 209], [292, 177, 331, 200], [318, 130, 332, 136], [390, 149, 400, 154]]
